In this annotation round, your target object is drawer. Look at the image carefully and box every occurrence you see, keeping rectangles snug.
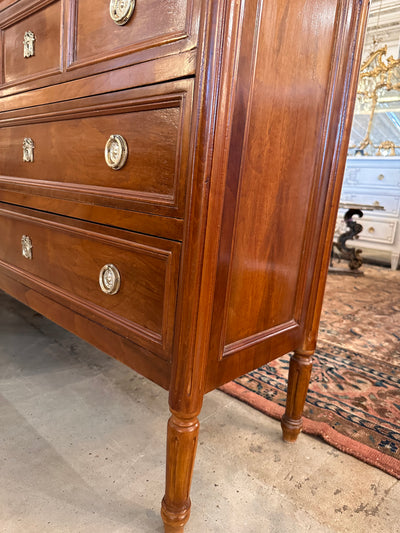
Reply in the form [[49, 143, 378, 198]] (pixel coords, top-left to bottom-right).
[[0, 206, 180, 359], [343, 165, 400, 188], [69, 0, 195, 70], [340, 191, 400, 217], [359, 217, 397, 245], [0, 79, 193, 218], [1, 0, 62, 87]]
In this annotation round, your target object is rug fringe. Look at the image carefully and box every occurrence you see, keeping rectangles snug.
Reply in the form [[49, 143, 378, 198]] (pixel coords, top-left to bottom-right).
[[220, 382, 400, 480]]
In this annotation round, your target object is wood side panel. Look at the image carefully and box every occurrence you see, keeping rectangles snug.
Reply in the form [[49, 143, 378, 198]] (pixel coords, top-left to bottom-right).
[[298, 0, 371, 351], [203, 0, 369, 390], [223, 0, 340, 345]]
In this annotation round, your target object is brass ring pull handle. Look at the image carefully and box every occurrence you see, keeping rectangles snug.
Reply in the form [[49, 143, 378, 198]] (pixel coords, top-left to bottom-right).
[[23, 31, 36, 58], [105, 134, 128, 170], [109, 0, 136, 25], [21, 235, 33, 260], [99, 264, 121, 295]]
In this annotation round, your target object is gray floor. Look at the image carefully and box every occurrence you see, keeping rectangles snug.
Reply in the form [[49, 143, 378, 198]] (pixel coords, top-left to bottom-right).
[[0, 291, 398, 533]]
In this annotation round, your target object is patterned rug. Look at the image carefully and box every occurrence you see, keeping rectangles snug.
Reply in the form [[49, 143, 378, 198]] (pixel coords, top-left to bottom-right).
[[221, 266, 400, 478]]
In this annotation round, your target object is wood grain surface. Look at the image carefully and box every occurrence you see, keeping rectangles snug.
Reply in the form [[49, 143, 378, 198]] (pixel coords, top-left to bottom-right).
[[0, 79, 194, 220]]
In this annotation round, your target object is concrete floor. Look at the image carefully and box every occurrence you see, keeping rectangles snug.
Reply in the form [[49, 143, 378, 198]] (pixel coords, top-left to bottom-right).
[[0, 290, 399, 533]]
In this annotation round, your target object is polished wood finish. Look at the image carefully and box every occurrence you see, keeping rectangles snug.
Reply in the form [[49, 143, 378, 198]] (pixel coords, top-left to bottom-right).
[[0, 204, 180, 358], [0, 0, 370, 531], [0, 0, 200, 97], [0, 1, 18, 10], [281, 351, 314, 442], [0, 188, 185, 240], [1, 0, 62, 87], [0, 79, 194, 220], [161, 413, 199, 531], [70, 0, 194, 68], [203, 0, 371, 391]]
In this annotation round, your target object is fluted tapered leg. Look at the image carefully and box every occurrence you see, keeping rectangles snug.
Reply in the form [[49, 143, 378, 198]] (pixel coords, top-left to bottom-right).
[[281, 350, 313, 442], [161, 412, 200, 532]]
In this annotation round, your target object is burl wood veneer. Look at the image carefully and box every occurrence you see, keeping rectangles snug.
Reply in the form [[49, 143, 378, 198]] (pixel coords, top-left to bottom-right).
[[0, 0, 370, 530]]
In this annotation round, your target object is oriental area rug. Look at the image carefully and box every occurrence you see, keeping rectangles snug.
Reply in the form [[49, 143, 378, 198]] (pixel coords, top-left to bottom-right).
[[220, 266, 400, 479]]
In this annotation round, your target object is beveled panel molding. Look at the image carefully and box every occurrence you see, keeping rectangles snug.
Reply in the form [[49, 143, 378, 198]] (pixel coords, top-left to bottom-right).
[[0, 205, 181, 357], [67, 0, 197, 71], [0, 80, 193, 217]]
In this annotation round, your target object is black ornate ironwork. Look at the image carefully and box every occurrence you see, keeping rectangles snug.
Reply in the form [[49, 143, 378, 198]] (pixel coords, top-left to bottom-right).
[[331, 208, 364, 270]]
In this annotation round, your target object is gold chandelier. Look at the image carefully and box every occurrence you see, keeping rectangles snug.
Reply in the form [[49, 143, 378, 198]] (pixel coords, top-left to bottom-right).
[[349, 46, 400, 156]]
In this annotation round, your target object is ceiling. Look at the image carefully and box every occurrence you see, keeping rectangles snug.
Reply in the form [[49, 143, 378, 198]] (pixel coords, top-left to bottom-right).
[[364, 0, 400, 57]]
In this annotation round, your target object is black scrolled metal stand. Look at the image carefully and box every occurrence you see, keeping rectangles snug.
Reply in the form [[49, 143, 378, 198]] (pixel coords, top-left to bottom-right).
[[331, 208, 364, 272]]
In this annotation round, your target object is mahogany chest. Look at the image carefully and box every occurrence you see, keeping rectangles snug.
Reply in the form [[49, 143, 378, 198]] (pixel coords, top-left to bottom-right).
[[0, 1, 369, 530]]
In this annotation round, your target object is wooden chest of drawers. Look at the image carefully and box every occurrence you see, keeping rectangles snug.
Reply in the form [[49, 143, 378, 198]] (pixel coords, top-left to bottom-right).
[[0, 1, 369, 531]]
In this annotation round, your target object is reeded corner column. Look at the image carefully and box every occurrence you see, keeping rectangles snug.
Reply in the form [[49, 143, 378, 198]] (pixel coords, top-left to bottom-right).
[[161, 412, 200, 532], [281, 350, 313, 443]]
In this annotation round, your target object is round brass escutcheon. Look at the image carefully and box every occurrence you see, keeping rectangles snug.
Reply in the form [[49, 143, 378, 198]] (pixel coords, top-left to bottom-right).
[[109, 0, 135, 25], [368, 227, 375, 234], [99, 264, 121, 295], [105, 134, 128, 170]]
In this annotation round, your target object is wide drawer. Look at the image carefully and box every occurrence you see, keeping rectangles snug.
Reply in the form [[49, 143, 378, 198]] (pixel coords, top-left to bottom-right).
[[0, 205, 180, 359], [0, 0, 62, 87], [0, 79, 193, 218], [355, 216, 397, 245], [343, 165, 400, 189], [70, 0, 195, 70], [340, 191, 400, 217]]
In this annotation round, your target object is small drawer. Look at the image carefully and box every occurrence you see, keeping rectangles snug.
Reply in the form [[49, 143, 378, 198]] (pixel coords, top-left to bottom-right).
[[340, 191, 400, 217], [70, 0, 194, 70], [359, 217, 397, 245], [0, 79, 193, 218], [0, 206, 180, 359], [1, 0, 62, 87], [343, 165, 400, 188]]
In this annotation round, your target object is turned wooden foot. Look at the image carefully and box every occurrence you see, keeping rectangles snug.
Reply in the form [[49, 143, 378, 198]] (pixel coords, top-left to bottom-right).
[[281, 350, 313, 443], [161, 412, 200, 532]]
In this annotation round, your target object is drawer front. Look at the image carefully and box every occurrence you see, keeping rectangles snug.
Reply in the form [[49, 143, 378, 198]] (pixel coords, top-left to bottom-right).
[[343, 166, 400, 188], [0, 206, 180, 359], [0, 79, 192, 217], [340, 191, 400, 217], [359, 217, 397, 245], [70, 0, 194, 69], [1, 0, 62, 87]]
